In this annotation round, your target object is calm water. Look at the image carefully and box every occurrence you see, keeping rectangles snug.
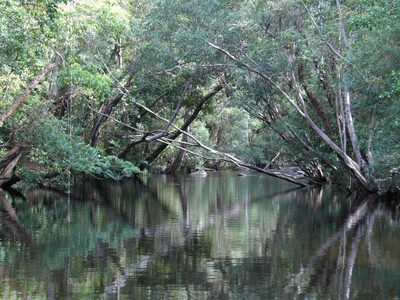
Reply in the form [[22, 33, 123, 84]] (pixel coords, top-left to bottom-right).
[[0, 171, 399, 299]]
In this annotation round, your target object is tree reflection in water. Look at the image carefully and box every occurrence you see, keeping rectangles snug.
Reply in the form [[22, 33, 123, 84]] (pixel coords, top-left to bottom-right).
[[0, 173, 399, 299], [285, 196, 380, 298]]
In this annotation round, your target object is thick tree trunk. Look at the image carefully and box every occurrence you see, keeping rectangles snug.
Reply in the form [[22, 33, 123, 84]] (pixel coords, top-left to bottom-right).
[[90, 91, 126, 147], [0, 145, 22, 169], [47, 50, 65, 101], [165, 128, 189, 174], [0, 145, 25, 188], [0, 154, 21, 180], [110, 37, 123, 69]]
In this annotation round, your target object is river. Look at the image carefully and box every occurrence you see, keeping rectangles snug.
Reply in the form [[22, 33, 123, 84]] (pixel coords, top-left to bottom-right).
[[0, 171, 399, 299]]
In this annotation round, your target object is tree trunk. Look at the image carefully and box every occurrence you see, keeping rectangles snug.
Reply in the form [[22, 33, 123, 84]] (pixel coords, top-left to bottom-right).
[[142, 83, 224, 166], [209, 42, 375, 192], [298, 61, 334, 136], [165, 128, 189, 174], [47, 50, 64, 101], [0, 64, 55, 125], [343, 86, 366, 170], [110, 37, 123, 69], [0, 145, 25, 188], [0, 145, 22, 169], [90, 90, 127, 147]]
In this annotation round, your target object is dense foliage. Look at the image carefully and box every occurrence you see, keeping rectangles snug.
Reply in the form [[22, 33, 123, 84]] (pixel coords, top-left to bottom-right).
[[0, 0, 399, 194]]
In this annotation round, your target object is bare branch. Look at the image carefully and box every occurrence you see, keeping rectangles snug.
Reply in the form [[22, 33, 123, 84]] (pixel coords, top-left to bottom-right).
[[86, 104, 147, 133], [300, 0, 343, 59], [164, 69, 196, 131], [207, 42, 306, 117]]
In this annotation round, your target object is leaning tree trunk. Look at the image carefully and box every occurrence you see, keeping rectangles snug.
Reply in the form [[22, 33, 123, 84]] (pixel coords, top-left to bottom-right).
[[165, 128, 189, 174], [0, 64, 55, 126], [0, 145, 25, 188], [142, 83, 224, 166], [90, 91, 126, 147], [208, 43, 375, 192]]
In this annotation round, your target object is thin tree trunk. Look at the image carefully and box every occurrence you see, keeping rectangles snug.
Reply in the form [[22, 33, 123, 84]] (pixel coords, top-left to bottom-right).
[[264, 151, 281, 169], [110, 37, 123, 69], [117, 37, 123, 69], [293, 13, 334, 137], [335, 70, 346, 152], [164, 74, 194, 131], [336, 0, 367, 173], [343, 85, 366, 170]]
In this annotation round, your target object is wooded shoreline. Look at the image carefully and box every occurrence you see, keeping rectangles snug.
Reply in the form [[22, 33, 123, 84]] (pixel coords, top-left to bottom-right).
[[1, 0, 399, 198]]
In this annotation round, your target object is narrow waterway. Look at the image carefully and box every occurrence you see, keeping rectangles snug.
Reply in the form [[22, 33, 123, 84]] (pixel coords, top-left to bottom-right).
[[0, 171, 399, 299]]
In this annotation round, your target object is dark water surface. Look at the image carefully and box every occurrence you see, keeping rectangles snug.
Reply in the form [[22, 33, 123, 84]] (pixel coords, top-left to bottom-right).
[[0, 171, 400, 299]]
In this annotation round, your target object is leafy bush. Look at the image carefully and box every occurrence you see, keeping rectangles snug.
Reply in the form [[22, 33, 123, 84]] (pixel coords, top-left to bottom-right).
[[18, 118, 140, 189]]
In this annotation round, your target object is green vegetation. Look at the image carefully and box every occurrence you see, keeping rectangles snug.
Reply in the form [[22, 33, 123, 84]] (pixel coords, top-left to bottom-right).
[[0, 0, 399, 195]]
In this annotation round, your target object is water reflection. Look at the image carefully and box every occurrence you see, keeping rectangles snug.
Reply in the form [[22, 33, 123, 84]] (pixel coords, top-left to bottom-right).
[[284, 196, 391, 299], [0, 172, 399, 299]]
